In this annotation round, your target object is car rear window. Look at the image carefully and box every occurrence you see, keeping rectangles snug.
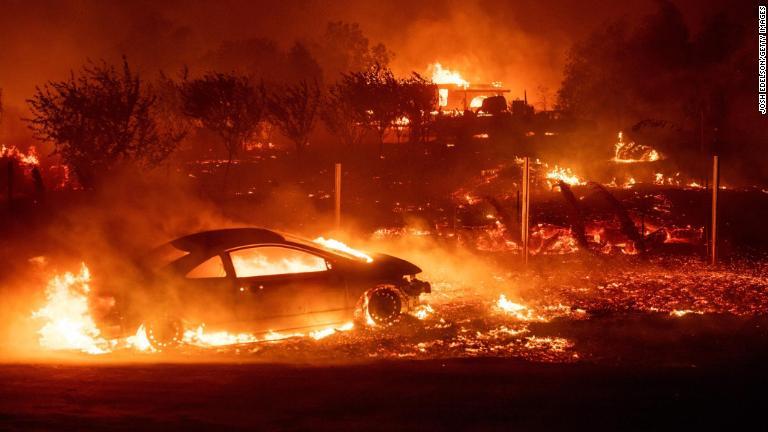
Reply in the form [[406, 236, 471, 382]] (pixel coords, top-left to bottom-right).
[[187, 255, 227, 278]]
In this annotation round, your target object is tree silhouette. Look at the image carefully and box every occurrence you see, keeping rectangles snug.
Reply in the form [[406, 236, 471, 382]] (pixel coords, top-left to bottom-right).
[[179, 72, 266, 168], [318, 22, 392, 79], [268, 80, 322, 155], [337, 64, 401, 155], [321, 82, 368, 150], [398, 73, 437, 144], [26, 58, 181, 188]]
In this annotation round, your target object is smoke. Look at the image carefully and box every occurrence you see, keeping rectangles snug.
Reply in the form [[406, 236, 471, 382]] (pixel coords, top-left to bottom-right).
[[0, 0, 676, 110]]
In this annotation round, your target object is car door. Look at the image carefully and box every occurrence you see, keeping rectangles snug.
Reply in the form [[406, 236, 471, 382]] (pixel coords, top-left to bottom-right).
[[181, 253, 238, 326], [229, 245, 347, 331]]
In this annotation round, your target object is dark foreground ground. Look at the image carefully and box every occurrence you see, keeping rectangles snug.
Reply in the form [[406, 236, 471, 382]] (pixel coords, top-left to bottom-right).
[[0, 357, 766, 431]]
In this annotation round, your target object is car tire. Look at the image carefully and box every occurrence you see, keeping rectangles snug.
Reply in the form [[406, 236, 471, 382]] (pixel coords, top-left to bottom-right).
[[145, 316, 183, 351], [364, 286, 403, 326]]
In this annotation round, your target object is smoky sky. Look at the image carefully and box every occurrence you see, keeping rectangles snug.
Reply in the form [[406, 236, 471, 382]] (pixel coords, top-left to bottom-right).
[[0, 0, 742, 109]]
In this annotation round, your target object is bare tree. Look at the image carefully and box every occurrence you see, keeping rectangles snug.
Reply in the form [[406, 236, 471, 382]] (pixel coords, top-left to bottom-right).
[[268, 80, 321, 155], [26, 58, 182, 188], [179, 72, 265, 168], [535, 84, 551, 112]]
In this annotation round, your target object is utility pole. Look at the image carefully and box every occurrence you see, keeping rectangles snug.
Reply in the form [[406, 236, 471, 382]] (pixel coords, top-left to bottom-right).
[[521, 157, 530, 265], [710, 155, 719, 266]]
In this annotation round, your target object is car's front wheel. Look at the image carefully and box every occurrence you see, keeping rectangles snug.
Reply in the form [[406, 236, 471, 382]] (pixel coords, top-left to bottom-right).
[[363, 286, 403, 326]]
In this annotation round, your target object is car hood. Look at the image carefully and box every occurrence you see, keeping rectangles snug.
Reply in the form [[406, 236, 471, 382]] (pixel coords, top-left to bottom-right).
[[367, 253, 422, 276]]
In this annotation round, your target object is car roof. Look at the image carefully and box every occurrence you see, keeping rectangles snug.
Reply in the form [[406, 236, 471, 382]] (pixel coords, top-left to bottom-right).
[[170, 228, 286, 253]]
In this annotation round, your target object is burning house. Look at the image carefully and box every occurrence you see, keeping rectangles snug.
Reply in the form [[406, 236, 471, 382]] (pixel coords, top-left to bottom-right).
[[430, 63, 511, 112]]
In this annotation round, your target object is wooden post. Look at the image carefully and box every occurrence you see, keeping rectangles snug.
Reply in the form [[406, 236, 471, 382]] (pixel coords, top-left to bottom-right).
[[334, 163, 341, 231], [710, 155, 719, 265], [521, 157, 530, 265]]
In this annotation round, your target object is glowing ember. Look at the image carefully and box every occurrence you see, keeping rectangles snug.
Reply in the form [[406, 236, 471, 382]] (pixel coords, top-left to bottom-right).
[[429, 62, 469, 88], [612, 131, 661, 163], [314, 237, 374, 263], [32, 264, 111, 354]]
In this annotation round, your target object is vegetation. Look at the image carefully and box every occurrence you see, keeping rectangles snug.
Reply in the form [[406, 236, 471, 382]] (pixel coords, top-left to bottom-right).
[[26, 58, 183, 188], [268, 80, 322, 155], [179, 72, 266, 166]]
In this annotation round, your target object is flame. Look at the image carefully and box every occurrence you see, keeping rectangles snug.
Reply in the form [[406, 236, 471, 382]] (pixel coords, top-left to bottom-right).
[[438, 88, 449, 107], [429, 63, 469, 88], [310, 322, 354, 340], [393, 116, 410, 126], [182, 321, 355, 347], [612, 131, 661, 163], [126, 325, 154, 352], [314, 237, 373, 263], [231, 253, 326, 276], [669, 309, 703, 317], [1, 144, 40, 166], [469, 95, 486, 108], [412, 304, 434, 320], [545, 165, 585, 187], [496, 294, 545, 321], [32, 264, 111, 354]]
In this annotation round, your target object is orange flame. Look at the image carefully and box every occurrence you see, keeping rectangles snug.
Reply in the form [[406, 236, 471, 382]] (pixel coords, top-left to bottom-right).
[[545, 165, 585, 188], [612, 131, 661, 163], [314, 237, 373, 263], [32, 264, 111, 354], [1, 144, 40, 166], [429, 63, 469, 88]]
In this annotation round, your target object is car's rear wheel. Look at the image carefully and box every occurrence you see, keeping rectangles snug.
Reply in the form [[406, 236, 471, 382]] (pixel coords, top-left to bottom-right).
[[364, 286, 403, 326], [145, 316, 183, 351]]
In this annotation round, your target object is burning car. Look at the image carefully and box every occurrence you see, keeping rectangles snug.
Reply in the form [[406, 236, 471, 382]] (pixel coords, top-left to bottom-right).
[[101, 228, 430, 349]]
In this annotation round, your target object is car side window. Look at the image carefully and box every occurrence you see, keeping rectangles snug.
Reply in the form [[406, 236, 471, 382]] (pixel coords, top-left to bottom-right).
[[187, 255, 227, 278], [230, 246, 327, 277]]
